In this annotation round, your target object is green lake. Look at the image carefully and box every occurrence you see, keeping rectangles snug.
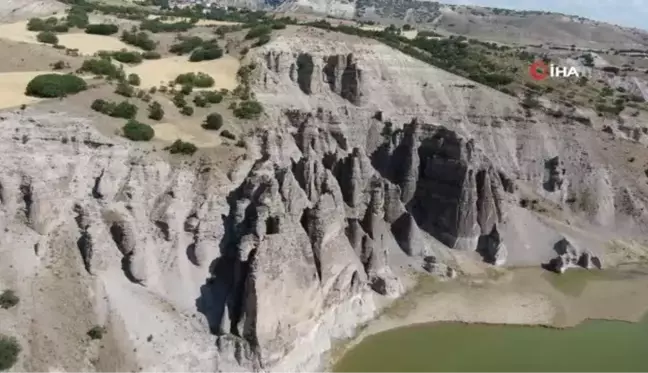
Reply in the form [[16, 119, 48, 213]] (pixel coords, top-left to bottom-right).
[[333, 269, 648, 372]]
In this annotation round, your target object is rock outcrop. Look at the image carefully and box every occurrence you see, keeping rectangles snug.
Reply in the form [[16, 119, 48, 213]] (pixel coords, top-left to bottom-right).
[[544, 238, 603, 273]]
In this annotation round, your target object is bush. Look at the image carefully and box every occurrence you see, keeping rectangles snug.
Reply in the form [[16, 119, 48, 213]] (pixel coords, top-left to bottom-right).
[[115, 82, 135, 97], [25, 73, 87, 98], [189, 46, 223, 62], [148, 101, 164, 120], [203, 112, 223, 130], [112, 50, 143, 64], [166, 139, 197, 155], [174, 72, 214, 88], [180, 105, 194, 116], [27, 18, 48, 31], [87, 326, 105, 340], [128, 73, 141, 86], [233, 100, 263, 119], [254, 34, 271, 47], [0, 290, 19, 309], [142, 51, 161, 59], [172, 92, 186, 108], [245, 25, 271, 40], [85, 23, 119, 35], [123, 119, 154, 141], [169, 36, 204, 55], [220, 129, 236, 140], [66, 7, 89, 28], [0, 334, 21, 371], [111, 101, 138, 118], [141, 19, 195, 33], [91, 98, 108, 112], [53, 23, 70, 32], [203, 91, 223, 104], [37, 31, 58, 45], [79, 58, 124, 80]]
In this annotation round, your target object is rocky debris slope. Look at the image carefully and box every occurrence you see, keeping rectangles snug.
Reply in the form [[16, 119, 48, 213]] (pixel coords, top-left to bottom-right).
[[0, 0, 65, 22]]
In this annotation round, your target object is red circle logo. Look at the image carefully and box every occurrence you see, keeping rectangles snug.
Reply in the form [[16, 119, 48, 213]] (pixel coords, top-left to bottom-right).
[[529, 60, 549, 80]]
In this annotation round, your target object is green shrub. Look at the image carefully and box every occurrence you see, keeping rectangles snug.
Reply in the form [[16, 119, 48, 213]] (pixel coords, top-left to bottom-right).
[[245, 25, 271, 40], [193, 95, 208, 107], [203, 112, 223, 130], [169, 36, 204, 55], [172, 92, 186, 108], [121, 29, 156, 51], [203, 91, 223, 104], [174, 72, 214, 88], [112, 50, 143, 64], [79, 58, 124, 79], [128, 73, 141, 86], [220, 129, 236, 140], [233, 100, 263, 119], [91, 98, 109, 112], [142, 51, 161, 59], [165, 139, 197, 155], [25, 73, 87, 98], [115, 82, 135, 97], [87, 326, 105, 340], [111, 101, 138, 118], [51, 60, 67, 70], [0, 290, 19, 309], [189, 46, 223, 62], [37, 31, 58, 45], [85, 23, 119, 35], [122, 119, 154, 141], [27, 18, 48, 31], [254, 34, 271, 47], [66, 7, 89, 28], [141, 19, 195, 33], [148, 101, 164, 120], [0, 334, 21, 371], [53, 23, 70, 32], [180, 105, 194, 116]]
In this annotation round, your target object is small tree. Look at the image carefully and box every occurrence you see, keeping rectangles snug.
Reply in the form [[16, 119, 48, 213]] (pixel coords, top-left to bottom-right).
[[37, 31, 58, 45], [203, 113, 223, 130], [0, 290, 19, 309], [180, 105, 194, 116], [122, 119, 154, 141], [203, 91, 223, 104], [0, 334, 21, 370], [127, 73, 141, 86], [148, 101, 164, 120], [193, 95, 208, 107]]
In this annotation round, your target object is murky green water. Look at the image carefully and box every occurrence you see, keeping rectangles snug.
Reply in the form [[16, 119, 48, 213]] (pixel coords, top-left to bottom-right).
[[334, 269, 648, 372]]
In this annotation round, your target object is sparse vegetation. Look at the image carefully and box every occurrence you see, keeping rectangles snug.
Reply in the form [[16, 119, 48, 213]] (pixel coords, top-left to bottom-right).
[[245, 25, 272, 40], [50, 60, 69, 70], [85, 23, 119, 35], [25, 73, 87, 98], [165, 139, 197, 155], [141, 19, 195, 33], [203, 112, 223, 130], [0, 334, 21, 371], [0, 290, 19, 309], [170, 37, 222, 62], [148, 101, 164, 120], [122, 119, 154, 141]]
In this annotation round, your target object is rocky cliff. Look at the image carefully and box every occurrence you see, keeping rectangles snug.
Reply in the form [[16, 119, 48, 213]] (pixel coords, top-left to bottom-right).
[[3, 27, 648, 373]]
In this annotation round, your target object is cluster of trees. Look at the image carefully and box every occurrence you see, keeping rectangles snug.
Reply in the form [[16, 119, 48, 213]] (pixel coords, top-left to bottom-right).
[[174, 72, 214, 88], [78, 57, 125, 80], [121, 28, 157, 51], [91, 98, 138, 119], [166, 139, 197, 155], [27, 17, 69, 32], [25, 74, 87, 98], [85, 23, 119, 35], [122, 119, 154, 141], [140, 19, 196, 33], [37, 31, 59, 45], [169, 36, 223, 62]]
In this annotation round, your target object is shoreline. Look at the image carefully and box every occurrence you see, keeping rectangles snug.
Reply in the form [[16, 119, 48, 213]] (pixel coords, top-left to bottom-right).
[[327, 265, 648, 370]]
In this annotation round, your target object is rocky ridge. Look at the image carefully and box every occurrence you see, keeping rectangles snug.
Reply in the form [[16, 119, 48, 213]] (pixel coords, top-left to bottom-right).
[[3, 27, 648, 373]]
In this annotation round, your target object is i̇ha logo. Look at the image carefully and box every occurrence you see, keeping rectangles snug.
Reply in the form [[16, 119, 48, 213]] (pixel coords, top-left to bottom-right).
[[529, 60, 583, 80]]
